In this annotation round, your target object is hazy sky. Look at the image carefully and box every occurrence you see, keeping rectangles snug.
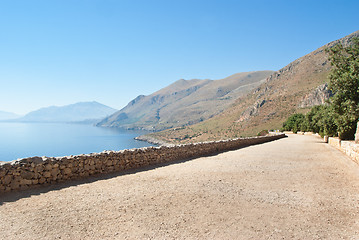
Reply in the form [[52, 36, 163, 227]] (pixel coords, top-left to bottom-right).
[[1, 0, 358, 115]]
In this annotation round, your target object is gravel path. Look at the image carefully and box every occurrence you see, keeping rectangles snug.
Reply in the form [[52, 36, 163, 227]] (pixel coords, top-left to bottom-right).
[[1, 134, 359, 239]]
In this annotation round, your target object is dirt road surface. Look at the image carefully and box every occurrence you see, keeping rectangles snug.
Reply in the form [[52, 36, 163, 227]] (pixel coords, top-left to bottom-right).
[[1, 134, 359, 239]]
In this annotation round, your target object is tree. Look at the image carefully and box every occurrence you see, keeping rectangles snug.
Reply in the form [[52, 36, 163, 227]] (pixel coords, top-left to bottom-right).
[[281, 105, 338, 137], [305, 105, 321, 133], [281, 113, 305, 133], [327, 37, 359, 140], [310, 105, 337, 137]]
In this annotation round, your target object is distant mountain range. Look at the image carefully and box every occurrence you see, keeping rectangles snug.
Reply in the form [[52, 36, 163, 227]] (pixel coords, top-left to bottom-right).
[[97, 71, 274, 131], [0, 111, 20, 121], [15, 101, 117, 123], [145, 30, 359, 143]]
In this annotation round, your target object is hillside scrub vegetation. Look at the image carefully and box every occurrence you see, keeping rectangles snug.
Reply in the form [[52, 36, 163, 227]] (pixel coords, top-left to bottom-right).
[[282, 37, 359, 139]]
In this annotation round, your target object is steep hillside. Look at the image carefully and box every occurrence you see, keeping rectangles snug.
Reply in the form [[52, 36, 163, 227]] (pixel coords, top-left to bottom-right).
[[97, 71, 273, 131], [18, 101, 118, 123], [148, 30, 359, 144]]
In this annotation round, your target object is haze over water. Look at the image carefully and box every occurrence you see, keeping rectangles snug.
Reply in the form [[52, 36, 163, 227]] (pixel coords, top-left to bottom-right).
[[0, 122, 153, 162]]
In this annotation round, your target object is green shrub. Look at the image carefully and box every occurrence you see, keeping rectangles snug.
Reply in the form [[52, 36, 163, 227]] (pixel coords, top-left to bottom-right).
[[257, 129, 269, 136], [282, 113, 305, 132]]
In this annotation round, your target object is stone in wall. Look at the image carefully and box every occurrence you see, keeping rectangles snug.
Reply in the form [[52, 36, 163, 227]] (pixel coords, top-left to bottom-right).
[[328, 137, 341, 149], [339, 140, 359, 165]]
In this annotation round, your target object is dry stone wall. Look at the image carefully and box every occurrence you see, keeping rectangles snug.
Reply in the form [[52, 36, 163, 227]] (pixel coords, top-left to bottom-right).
[[0, 134, 285, 193], [328, 137, 359, 165], [328, 137, 341, 149], [340, 141, 359, 165]]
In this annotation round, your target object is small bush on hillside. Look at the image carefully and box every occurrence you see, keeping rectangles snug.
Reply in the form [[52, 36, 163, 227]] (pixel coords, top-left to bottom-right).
[[257, 129, 269, 136]]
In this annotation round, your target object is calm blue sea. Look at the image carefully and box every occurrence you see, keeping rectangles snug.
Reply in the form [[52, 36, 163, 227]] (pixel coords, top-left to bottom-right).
[[0, 122, 154, 162]]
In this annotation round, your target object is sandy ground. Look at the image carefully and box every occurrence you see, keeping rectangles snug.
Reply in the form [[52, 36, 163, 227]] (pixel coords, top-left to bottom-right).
[[1, 134, 359, 239]]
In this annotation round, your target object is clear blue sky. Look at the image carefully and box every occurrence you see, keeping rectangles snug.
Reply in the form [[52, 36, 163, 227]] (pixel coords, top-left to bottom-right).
[[1, 0, 358, 114]]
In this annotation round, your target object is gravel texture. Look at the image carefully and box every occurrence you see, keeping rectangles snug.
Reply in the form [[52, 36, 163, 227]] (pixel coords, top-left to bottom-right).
[[1, 134, 359, 239]]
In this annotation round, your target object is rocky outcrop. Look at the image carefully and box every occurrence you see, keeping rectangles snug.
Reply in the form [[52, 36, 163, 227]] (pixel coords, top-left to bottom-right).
[[135, 135, 174, 147], [238, 99, 267, 122], [298, 83, 333, 108]]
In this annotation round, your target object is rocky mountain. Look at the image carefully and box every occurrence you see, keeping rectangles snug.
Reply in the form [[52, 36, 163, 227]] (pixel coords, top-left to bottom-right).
[[0, 110, 20, 121], [97, 71, 274, 131], [148, 30, 359, 143], [18, 101, 118, 123], [298, 83, 333, 108]]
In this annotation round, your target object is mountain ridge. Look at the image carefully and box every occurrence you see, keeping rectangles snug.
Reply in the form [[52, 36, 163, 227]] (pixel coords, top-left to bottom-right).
[[0, 110, 20, 121], [97, 71, 274, 131], [17, 101, 118, 123]]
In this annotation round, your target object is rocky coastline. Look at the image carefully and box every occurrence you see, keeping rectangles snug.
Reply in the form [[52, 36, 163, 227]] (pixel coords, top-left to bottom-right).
[[134, 135, 174, 147]]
